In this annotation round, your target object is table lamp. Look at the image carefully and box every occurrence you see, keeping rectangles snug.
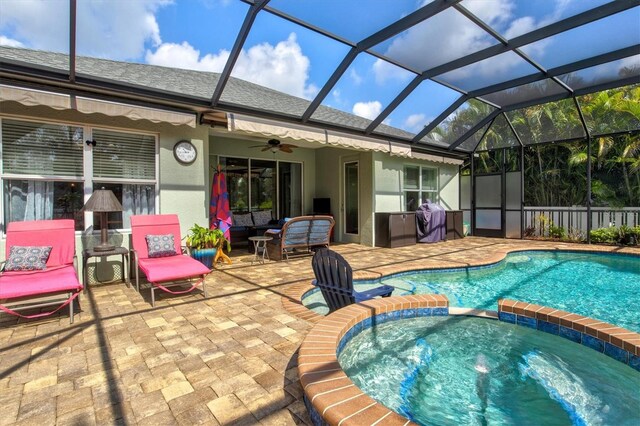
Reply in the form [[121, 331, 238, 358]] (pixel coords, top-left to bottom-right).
[[83, 187, 123, 252]]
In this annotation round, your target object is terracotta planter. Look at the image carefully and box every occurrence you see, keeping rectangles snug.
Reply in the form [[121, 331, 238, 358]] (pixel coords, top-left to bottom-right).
[[190, 248, 217, 269]]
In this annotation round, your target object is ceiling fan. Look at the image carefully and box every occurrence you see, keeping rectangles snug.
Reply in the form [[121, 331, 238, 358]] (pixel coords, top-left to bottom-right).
[[250, 138, 298, 153]]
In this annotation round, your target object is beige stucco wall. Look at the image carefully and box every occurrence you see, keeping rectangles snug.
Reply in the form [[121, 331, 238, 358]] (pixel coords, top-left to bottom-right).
[[0, 102, 208, 278], [372, 152, 460, 212], [315, 147, 374, 245]]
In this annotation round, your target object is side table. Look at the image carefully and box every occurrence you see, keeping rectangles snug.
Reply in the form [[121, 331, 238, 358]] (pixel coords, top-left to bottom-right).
[[248, 236, 272, 264], [82, 247, 130, 292]]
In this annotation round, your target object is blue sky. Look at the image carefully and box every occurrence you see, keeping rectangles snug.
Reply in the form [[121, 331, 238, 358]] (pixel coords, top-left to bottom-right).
[[0, 0, 637, 135]]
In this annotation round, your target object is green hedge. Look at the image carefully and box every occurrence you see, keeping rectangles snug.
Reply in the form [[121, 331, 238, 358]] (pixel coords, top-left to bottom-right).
[[589, 225, 640, 245]]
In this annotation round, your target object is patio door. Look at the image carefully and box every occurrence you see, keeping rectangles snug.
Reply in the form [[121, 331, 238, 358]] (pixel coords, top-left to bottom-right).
[[341, 159, 360, 243]]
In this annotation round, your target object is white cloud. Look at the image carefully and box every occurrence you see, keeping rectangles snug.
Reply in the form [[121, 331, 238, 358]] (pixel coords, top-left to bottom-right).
[[352, 101, 382, 120], [147, 33, 316, 99], [0, 35, 23, 47], [0, 0, 169, 60], [404, 113, 427, 133], [349, 68, 362, 85], [145, 42, 229, 71], [372, 0, 577, 84]]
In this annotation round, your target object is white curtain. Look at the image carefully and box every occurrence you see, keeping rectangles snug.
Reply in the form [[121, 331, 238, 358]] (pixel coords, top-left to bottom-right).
[[8, 181, 54, 221], [122, 184, 155, 228]]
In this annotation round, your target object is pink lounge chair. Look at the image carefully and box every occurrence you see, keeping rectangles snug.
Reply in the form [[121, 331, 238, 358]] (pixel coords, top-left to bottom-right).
[[0, 220, 82, 324], [130, 214, 210, 306]]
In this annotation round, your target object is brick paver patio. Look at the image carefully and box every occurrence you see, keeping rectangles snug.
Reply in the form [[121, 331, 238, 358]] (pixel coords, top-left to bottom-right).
[[1, 237, 638, 425]]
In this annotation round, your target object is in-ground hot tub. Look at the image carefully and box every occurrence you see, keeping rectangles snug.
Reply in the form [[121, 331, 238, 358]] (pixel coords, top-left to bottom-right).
[[299, 296, 640, 426], [340, 315, 639, 425]]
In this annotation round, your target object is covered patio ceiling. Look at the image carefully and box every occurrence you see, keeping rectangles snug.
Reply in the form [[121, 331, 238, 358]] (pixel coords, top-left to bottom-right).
[[0, 0, 638, 155]]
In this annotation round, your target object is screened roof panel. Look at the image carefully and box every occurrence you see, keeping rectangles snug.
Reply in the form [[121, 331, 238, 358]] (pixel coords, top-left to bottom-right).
[[558, 56, 640, 91], [435, 51, 539, 92], [310, 52, 415, 129], [506, 98, 585, 145], [267, 0, 427, 43], [456, 123, 491, 152], [578, 84, 640, 136], [1, 0, 638, 155], [422, 99, 496, 146], [477, 114, 520, 151], [460, 0, 612, 40], [370, 7, 500, 73], [378, 80, 462, 137], [224, 10, 350, 111], [519, 7, 640, 70], [481, 79, 567, 108]]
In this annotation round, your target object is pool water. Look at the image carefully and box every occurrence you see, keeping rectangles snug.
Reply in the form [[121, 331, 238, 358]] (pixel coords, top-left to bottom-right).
[[303, 251, 640, 331], [339, 316, 640, 426]]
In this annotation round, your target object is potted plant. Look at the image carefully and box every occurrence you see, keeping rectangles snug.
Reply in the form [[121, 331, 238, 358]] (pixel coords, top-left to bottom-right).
[[185, 224, 232, 268]]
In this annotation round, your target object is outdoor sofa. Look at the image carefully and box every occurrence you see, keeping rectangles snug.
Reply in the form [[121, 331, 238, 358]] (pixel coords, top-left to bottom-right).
[[264, 215, 335, 261]]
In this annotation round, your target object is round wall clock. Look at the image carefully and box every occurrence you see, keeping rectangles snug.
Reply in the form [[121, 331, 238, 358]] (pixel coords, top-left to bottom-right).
[[173, 140, 197, 164]]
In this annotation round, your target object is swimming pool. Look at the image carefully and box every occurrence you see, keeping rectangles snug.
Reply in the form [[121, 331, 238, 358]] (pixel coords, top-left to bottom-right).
[[339, 315, 640, 426], [302, 250, 640, 331]]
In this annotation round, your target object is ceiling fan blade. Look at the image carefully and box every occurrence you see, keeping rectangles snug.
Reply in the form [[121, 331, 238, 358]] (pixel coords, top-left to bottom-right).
[[280, 143, 298, 149], [261, 146, 272, 152], [249, 144, 266, 148], [279, 146, 293, 153]]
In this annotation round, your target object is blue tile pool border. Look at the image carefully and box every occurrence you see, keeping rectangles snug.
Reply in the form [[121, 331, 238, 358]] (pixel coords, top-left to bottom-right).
[[336, 307, 449, 357], [498, 310, 638, 371]]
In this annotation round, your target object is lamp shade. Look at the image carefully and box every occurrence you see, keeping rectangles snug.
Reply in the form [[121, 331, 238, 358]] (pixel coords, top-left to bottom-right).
[[83, 188, 123, 212]]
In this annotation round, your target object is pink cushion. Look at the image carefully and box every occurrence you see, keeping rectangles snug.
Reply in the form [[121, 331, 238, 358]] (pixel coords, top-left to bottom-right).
[[138, 255, 210, 284], [0, 265, 82, 299], [131, 215, 182, 260], [5, 220, 75, 267]]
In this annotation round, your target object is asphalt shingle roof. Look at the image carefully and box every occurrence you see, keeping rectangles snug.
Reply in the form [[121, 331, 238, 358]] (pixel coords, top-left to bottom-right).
[[0, 46, 416, 141]]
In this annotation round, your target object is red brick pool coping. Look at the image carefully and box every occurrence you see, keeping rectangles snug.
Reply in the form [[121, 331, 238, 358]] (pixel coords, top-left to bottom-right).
[[298, 295, 447, 426], [282, 244, 640, 323]]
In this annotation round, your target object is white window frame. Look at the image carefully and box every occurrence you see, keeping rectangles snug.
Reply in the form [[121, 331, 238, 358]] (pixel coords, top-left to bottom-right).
[[402, 164, 440, 209], [0, 115, 159, 235]]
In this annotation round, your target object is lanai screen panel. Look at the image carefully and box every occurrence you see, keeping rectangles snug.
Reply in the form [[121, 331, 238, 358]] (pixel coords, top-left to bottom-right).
[[558, 56, 640, 91], [310, 52, 415, 130], [221, 10, 350, 117], [369, 7, 501, 73], [578, 84, 640, 136], [422, 99, 496, 147], [480, 79, 567, 109], [375, 80, 462, 138], [477, 114, 520, 151], [267, 0, 426, 44], [435, 51, 539, 92], [519, 7, 640, 70], [506, 99, 585, 145], [456, 123, 490, 153]]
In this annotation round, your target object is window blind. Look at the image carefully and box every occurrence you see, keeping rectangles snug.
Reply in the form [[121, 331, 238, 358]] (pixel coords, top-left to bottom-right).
[[92, 129, 155, 180], [1, 119, 84, 176]]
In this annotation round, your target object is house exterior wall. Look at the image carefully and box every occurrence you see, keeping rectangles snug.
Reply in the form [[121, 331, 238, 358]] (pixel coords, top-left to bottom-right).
[[0, 101, 209, 263], [372, 152, 460, 211]]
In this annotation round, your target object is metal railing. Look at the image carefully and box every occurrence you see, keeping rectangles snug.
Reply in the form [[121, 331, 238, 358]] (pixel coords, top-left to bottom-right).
[[524, 207, 640, 237]]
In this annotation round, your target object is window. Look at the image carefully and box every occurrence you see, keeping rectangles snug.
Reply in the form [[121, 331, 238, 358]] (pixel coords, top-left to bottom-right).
[[1, 118, 157, 231], [92, 128, 156, 229], [218, 156, 302, 218], [403, 165, 439, 211]]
